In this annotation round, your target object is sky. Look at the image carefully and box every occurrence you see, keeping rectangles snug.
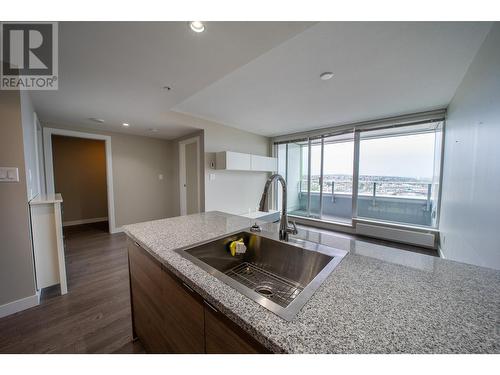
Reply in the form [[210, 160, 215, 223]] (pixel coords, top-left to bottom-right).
[[301, 133, 436, 180]]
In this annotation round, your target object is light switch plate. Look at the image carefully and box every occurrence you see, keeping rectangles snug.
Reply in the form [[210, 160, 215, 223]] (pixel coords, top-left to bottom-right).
[[0, 167, 19, 182]]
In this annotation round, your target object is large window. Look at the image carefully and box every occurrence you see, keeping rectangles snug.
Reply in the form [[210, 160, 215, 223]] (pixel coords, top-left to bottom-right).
[[275, 116, 443, 229]]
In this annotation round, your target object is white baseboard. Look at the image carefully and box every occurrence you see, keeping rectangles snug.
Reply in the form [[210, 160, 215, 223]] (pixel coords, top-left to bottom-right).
[[63, 217, 108, 227], [0, 292, 40, 319]]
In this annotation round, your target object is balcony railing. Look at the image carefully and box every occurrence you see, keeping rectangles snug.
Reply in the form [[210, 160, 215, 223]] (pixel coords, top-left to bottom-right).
[[292, 179, 436, 227]]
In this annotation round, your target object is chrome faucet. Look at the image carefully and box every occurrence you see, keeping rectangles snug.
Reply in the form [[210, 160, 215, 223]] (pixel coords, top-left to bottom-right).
[[258, 174, 298, 241]]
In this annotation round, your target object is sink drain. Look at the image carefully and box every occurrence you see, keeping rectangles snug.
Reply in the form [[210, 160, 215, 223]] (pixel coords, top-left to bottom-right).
[[254, 284, 274, 297]]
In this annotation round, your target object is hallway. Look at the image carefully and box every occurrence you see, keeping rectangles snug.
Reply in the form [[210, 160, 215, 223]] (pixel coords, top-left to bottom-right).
[[0, 223, 143, 353]]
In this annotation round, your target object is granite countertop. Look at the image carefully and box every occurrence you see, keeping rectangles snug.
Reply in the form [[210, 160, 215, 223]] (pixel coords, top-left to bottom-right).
[[124, 211, 500, 353]]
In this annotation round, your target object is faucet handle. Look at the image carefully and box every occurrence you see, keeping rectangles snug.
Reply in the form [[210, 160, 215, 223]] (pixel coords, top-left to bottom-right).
[[289, 220, 298, 235]]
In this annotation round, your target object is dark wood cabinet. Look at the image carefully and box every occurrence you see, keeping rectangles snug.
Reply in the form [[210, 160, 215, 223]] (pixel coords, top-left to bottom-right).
[[161, 266, 205, 353], [128, 240, 204, 353], [128, 240, 168, 353], [128, 239, 268, 354], [204, 300, 268, 354]]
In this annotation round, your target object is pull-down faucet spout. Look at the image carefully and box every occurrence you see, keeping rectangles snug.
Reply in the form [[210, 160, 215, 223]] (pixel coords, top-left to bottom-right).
[[258, 174, 298, 241]]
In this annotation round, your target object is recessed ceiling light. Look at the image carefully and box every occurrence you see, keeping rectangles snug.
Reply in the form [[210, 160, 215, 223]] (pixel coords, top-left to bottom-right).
[[89, 118, 105, 124], [320, 72, 334, 81], [149, 128, 158, 133], [189, 21, 205, 33], [122, 123, 130, 127]]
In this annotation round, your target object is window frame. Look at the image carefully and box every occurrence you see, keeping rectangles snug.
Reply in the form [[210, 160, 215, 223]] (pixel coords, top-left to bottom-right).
[[272, 110, 446, 233]]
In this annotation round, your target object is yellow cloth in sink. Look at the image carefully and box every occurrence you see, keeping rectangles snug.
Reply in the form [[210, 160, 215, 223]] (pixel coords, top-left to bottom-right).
[[229, 238, 245, 256]]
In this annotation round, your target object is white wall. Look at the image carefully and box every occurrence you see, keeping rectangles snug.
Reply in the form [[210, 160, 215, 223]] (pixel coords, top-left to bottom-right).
[[204, 123, 270, 215], [439, 23, 500, 270], [168, 111, 271, 215]]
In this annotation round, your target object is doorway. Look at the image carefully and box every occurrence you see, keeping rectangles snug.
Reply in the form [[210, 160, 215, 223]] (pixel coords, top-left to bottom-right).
[[179, 136, 201, 215], [44, 128, 117, 233]]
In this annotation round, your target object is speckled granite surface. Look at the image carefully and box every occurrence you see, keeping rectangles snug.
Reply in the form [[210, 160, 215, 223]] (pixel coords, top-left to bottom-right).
[[124, 211, 500, 353]]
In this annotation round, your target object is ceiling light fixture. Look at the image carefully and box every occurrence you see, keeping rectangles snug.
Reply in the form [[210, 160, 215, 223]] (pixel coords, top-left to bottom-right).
[[320, 72, 334, 81], [122, 123, 130, 127], [149, 128, 158, 133], [189, 21, 205, 33]]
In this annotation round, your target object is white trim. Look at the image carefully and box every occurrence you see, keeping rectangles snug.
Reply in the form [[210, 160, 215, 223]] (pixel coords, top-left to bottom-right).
[[54, 201, 67, 295], [272, 109, 447, 143], [63, 217, 108, 227], [0, 292, 40, 319], [33, 112, 43, 196], [179, 136, 201, 216], [43, 127, 117, 234]]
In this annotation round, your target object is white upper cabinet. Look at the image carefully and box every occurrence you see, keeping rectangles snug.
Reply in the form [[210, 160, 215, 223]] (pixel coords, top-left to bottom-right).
[[216, 151, 251, 170], [250, 154, 277, 172], [216, 151, 277, 172]]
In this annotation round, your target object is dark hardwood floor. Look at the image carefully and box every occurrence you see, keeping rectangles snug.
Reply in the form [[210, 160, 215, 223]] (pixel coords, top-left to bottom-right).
[[0, 222, 144, 354]]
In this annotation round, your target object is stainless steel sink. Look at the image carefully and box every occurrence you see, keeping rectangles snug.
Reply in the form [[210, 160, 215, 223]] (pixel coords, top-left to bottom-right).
[[175, 230, 347, 321]]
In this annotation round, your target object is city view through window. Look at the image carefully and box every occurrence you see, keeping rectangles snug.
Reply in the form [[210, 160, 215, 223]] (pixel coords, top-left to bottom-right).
[[300, 133, 436, 199], [277, 125, 442, 228]]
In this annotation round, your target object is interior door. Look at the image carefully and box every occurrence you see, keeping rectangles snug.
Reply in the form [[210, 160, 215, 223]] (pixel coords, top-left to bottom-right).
[[185, 142, 199, 214], [180, 137, 200, 215]]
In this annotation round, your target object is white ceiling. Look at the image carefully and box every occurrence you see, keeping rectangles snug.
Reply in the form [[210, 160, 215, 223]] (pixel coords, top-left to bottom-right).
[[32, 22, 492, 140], [31, 22, 313, 139], [174, 22, 493, 137]]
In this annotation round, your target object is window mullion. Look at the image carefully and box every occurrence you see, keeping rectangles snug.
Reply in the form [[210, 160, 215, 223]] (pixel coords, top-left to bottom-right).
[[319, 137, 324, 219], [306, 138, 312, 217], [351, 130, 360, 222]]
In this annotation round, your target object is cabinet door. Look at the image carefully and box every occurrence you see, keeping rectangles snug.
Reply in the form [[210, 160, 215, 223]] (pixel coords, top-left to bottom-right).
[[162, 268, 205, 353], [204, 301, 269, 354], [250, 155, 278, 172], [128, 240, 168, 353], [128, 241, 205, 353], [216, 151, 251, 170]]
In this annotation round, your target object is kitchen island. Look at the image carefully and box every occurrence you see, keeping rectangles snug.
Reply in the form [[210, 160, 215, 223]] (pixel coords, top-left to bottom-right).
[[124, 211, 500, 353]]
